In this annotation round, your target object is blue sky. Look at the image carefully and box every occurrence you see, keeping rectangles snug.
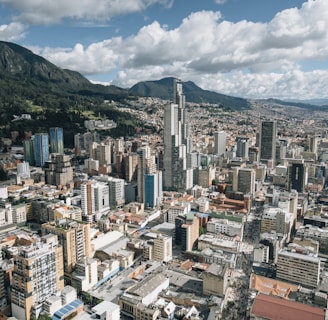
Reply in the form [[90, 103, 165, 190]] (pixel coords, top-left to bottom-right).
[[1, 0, 328, 100]]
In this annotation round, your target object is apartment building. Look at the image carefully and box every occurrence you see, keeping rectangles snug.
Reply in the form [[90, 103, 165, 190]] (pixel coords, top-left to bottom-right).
[[11, 235, 64, 320]]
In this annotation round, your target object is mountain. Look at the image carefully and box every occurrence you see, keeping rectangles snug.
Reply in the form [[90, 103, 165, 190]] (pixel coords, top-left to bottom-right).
[[129, 77, 251, 110], [258, 98, 328, 111], [0, 41, 129, 100]]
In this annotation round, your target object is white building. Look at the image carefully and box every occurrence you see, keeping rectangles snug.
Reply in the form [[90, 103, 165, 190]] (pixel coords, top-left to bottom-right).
[[214, 131, 227, 156], [206, 218, 243, 239], [71, 257, 98, 293], [91, 301, 120, 320]]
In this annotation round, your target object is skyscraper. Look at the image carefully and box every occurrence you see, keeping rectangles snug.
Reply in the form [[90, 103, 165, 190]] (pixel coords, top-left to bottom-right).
[[163, 79, 193, 191], [50, 127, 64, 154], [214, 131, 227, 155], [34, 133, 49, 167], [259, 121, 277, 166]]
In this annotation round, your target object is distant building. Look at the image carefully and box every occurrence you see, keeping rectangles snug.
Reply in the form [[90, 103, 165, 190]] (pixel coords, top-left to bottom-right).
[[214, 131, 227, 156], [49, 127, 64, 154], [175, 213, 199, 252], [259, 121, 277, 166], [34, 133, 49, 167]]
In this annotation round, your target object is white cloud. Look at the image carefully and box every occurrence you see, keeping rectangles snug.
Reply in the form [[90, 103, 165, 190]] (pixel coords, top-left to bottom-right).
[[24, 0, 328, 99], [214, 0, 227, 4], [0, 22, 26, 41], [0, 0, 173, 24]]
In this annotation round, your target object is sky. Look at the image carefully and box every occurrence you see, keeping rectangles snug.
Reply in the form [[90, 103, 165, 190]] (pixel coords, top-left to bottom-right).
[[1, 0, 328, 100]]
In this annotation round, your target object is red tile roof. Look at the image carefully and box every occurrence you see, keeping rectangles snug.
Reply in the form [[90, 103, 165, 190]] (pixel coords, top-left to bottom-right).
[[251, 293, 325, 320]]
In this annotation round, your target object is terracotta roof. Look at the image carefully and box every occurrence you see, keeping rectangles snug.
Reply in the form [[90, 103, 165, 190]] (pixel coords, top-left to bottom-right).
[[250, 274, 298, 299], [251, 293, 325, 320]]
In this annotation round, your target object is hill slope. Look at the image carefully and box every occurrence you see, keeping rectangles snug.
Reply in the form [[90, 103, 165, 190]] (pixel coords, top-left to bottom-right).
[[129, 77, 251, 110], [0, 41, 129, 100]]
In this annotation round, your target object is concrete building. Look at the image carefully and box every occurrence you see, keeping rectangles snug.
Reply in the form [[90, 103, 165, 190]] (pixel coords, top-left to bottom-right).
[[175, 213, 199, 252], [44, 154, 73, 187], [203, 263, 228, 297], [11, 235, 64, 320], [119, 273, 169, 318], [206, 218, 243, 238], [71, 257, 98, 293], [163, 78, 193, 192], [276, 248, 321, 288], [91, 300, 120, 320], [153, 234, 172, 263], [214, 131, 227, 156]]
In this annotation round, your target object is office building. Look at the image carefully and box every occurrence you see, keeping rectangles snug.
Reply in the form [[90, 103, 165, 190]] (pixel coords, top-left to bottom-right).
[[124, 152, 138, 183], [276, 248, 321, 288], [49, 127, 64, 154], [11, 235, 64, 320], [175, 213, 199, 252], [214, 131, 227, 155], [290, 162, 308, 192], [144, 171, 163, 208], [108, 177, 125, 208], [41, 219, 91, 283], [259, 121, 277, 166], [34, 133, 49, 167], [236, 136, 249, 158], [44, 154, 73, 186], [23, 139, 35, 165], [163, 78, 193, 192], [137, 145, 156, 203], [233, 167, 256, 195]]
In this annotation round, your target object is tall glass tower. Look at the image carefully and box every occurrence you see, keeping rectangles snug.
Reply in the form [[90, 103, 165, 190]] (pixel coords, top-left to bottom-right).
[[50, 127, 64, 154], [34, 133, 49, 167], [259, 121, 277, 166]]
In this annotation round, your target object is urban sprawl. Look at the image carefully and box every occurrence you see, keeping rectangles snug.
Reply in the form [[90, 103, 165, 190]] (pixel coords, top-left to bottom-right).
[[1, 79, 328, 320]]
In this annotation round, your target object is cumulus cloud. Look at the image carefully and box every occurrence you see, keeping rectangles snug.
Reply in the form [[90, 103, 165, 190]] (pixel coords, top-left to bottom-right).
[[0, 22, 26, 41], [0, 0, 173, 24], [25, 0, 328, 99]]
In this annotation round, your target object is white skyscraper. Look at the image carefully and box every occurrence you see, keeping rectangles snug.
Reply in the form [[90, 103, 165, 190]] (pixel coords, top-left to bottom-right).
[[214, 131, 227, 155], [163, 79, 193, 191]]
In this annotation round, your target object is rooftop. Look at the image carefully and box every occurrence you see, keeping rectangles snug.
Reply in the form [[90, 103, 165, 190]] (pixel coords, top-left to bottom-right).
[[251, 293, 325, 320]]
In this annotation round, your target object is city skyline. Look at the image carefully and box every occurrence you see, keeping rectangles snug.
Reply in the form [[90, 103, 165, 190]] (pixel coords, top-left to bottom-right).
[[1, 0, 328, 100]]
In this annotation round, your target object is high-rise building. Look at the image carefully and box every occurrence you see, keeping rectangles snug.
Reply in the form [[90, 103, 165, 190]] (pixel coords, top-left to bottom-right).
[[44, 154, 73, 186], [23, 139, 35, 166], [81, 181, 95, 223], [290, 162, 307, 193], [137, 145, 155, 203], [233, 167, 256, 195], [41, 219, 91, 283], [236, 137, 249, 158], [34, 133, 49, 167], [163, 79, 193, 191], [259, 121, 277, 166], [175, 213, 199, 252], [214, 131, 227, 155], [124, 153, 138, 183], [153, 234, 172, 263], [108, 177, 125, 208], [144, 171, 163, 208], [49, 127, 64, 154], [11, 235, 64, 320]]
